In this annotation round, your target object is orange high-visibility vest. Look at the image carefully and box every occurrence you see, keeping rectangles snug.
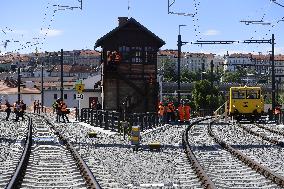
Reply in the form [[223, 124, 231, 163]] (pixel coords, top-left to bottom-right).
[[61, 102, 67, 112], [184, 105, 191, 121], [275, 107, 281, 115], [178, 105, 184, 122], [158, 105, 164, 116], [168, 103, 174, 113], [114, 52, 122, 63]]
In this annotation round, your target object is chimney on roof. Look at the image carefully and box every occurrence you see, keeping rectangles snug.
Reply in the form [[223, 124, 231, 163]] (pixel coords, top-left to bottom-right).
[[118, 17, 128, 26]]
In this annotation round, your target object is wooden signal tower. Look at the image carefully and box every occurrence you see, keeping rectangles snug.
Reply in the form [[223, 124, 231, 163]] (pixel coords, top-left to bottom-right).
[[95, 17, 165, 113]]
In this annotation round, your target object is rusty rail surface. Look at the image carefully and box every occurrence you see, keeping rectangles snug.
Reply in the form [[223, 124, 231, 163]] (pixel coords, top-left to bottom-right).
[[6, 118, 32, 189], [182, 117, 216, 189], [208, 120, 284, 187], [41, 115, 102, 189]]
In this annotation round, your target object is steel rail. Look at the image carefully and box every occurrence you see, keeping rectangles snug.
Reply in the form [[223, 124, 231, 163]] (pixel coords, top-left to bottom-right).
[[182, 117, 216, 189], [44, 117, 102, 189], [238, 123, 284, 147], [6, 117, 32, 189], [255, 122, 284, 136], [209, 120, 284, 187]]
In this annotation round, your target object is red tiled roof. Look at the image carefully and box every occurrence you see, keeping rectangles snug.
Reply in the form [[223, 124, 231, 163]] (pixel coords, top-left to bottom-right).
[[0, 81, 40, 94], [80, 50, 101, 56], [250, 54, 284, 61], [52, 65, 73, 72], [275, 55, 284, 61], [69, 65, 95, 73], [229, 53, 252, 58]]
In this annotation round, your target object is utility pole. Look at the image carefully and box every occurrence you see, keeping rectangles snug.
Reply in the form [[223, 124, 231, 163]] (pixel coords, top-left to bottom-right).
[[177, 24, 187, 104], [193, 36, 276, 111], [276, 79, 279, 104], [60, 49, 64, 100], [271, 34, 275, 111], [210, 60, 214, 89], [210, 60, 214, 113], [177, 33, 181, 105], [17, 66, 21, 102], [41, 53, 45, 112], [242, 35, 276, 111]]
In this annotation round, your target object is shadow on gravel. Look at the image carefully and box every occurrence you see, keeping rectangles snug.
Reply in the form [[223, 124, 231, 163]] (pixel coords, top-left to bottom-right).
[[0, 137, 17, 143], [191, 145, 221, 151], [231, 144, 276, 149], [69, 142, 184, 151], [190, 144, 276, 152]]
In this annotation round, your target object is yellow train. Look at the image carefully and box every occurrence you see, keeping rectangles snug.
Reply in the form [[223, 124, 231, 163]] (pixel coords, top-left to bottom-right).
[[229, 86, 264, 121]]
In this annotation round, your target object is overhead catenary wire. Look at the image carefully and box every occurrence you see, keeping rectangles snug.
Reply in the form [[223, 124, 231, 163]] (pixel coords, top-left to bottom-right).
[[237, 0, 276, 54], [0, 0, 83, 57], [192, 0, 201, 40], [167, 0, 195, 17], [271, 0, 284, 8]]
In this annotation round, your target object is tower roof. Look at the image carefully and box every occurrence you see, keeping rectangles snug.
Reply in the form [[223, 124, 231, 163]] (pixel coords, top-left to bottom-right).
[[95, 17, 165, 48]]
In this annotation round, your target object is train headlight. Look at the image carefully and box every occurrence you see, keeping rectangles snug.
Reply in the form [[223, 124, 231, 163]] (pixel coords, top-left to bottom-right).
[[233, 105, 236, 108], [256, 105, 259, 108]]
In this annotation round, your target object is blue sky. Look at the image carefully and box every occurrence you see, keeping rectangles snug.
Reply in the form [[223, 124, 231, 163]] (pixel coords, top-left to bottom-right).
[[0, 0, 284, 55]]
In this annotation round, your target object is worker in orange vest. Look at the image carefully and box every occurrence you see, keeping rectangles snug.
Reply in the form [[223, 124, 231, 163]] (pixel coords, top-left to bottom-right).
[[114, 51, 122, 63], [178, 102, 185, 123], [184, 102, 191, 122], [167, 102, 175, 124], [158, 102, 164, 124], [275, 105, 281, 124], [107, 51, 121, 71], [60, 100, 70, 123]]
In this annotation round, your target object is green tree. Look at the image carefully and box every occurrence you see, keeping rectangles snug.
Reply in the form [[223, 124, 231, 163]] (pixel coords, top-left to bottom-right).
[[163, 59, 177, 82], [222, 67, 247, 83], [277, 93, 284, 104], [192, 80, 222, 111], [181, 70, 198, 82]]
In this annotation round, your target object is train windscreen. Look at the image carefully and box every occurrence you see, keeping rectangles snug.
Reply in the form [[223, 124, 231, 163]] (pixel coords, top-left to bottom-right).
[[232, 90, 246, 99], [246, 90, 260, 99]]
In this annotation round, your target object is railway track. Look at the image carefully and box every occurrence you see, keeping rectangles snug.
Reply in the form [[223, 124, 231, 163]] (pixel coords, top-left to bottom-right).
[[140, 123, 203, 188], [5, 114, 101, 188], [0, 115, 28, 188], [234, 122, 284, 175], [185, 118, 281, 188], [49, 121, 124, 188], [20, 117, 87, 188], [210, 120, 284, 186], [247, 122, 284, 143]]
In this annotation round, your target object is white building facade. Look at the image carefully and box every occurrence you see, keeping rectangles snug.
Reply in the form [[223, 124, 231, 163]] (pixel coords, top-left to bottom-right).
[[157, 50, 221, 73]]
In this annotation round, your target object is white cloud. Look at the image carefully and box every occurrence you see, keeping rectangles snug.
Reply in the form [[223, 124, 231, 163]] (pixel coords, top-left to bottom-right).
[[203, 29, 220, 36], [274, 47, 284, 55], [40, 29, 63, 37], [263, 47, 284, 55]]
